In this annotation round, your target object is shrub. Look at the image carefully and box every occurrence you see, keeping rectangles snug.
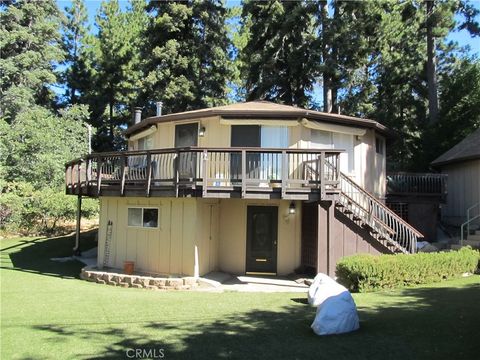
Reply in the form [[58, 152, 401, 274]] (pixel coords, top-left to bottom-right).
[[0, 181, 98, 234], [336, 248, 480, 292]]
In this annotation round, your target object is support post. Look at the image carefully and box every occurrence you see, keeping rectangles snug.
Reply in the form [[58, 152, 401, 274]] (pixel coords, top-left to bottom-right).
[[241, 150, 246, 198], [73, 195, 82, 256], [202, 150, 208, 198]]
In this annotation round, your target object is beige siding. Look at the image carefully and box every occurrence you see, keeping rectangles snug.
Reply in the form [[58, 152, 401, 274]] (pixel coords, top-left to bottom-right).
[[441, 160, 480, 225], [218, 199, 301, 275], [98, 197, 201, 276]]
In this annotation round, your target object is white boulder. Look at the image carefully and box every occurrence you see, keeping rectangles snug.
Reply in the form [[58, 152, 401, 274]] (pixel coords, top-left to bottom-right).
[[308, 273, 360, 336]]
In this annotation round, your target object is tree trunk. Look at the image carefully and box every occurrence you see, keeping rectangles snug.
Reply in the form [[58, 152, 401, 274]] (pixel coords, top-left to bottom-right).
[[426, 0, 439, 124], [109, 102, 114, 149], [320, 1, 332, 113]]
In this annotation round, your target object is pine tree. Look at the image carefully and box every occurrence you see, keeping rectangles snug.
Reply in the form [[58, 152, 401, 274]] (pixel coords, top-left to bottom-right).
[[240, 0, 319, 107], [81, 0, 147, 151], [0, 0, 63, 122], [61, 0, 90, 105], [318, 0, 381, 113], [144, 0, 230, 114]]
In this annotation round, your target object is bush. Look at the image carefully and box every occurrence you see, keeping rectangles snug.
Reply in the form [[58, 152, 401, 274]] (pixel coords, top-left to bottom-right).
[[336, 248, 480, 292], [0, 181, 98, 234]]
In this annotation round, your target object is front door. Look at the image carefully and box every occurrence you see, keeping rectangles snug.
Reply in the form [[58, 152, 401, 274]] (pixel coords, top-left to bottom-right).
[[246, 206, 278, 274], [175, 123, 198, 180]]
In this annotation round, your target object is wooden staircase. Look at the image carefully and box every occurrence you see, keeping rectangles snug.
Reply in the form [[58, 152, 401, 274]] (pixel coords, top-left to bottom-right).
[[327, 164, 422, 254]]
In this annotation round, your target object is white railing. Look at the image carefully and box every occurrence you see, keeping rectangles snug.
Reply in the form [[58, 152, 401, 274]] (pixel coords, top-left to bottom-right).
[[460, 203, 480, 246]]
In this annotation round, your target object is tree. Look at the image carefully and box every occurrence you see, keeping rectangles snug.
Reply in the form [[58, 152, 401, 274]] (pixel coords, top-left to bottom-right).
[[318, 0, 381, 113], [0, 0, 63, 122], [61, 0, 90, 105], [433, 58, 480, 160], [143, 0, 231, 115], [80, 0, 148, 151], [1, 105, 90, 188], [240, 0, 318, 107]]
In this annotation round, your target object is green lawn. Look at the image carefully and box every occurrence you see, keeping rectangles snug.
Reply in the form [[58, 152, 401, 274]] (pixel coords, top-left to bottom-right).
[[1, 234, 479, 360]]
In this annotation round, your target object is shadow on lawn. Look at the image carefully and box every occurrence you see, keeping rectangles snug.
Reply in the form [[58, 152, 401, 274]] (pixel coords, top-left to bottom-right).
[[29, 280, 480, 360], [0, 230, 97, 279]]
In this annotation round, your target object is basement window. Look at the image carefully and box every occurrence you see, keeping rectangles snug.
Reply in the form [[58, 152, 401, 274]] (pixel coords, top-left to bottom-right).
[[128, 207, 159, 228]]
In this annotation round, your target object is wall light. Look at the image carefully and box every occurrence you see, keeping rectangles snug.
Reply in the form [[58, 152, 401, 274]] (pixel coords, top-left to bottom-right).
[[199, 126, 206, 137], [289, 201, 296, 215]]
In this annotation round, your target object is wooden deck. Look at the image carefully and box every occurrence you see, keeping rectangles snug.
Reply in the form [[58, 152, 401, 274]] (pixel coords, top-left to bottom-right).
[[65, 147, 342, 200]]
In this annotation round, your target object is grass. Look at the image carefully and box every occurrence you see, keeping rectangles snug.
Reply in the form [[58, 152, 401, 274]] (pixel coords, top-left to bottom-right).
[[1, 234, 479, 360]]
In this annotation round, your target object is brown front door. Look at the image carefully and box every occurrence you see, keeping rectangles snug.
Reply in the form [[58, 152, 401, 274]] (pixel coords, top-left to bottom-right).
[[246, 206, 278, 274]]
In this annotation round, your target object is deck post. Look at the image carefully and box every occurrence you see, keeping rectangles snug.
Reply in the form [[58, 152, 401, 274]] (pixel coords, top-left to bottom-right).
[[202, 150, 208, 198], [174, 151, 179, 197], [73, 195, 82, 256], [241, 150, 246, 198], [146, 151, 152, 197], [120, 154, 126, 196], [96, 156, 102, 196], [281, 150, 288, 198], [320, 152, 326, 199]]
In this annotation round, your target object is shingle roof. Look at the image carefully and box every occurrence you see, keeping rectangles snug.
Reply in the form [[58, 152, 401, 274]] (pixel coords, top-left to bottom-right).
[[431, 127, 480, 167], [125, 101, 390, 137]]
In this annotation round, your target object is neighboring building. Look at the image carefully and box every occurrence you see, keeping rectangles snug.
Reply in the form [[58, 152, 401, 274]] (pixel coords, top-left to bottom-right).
[[385, 172, 447, 242], [431, 128, 480, 227], [66, 101, 422, 277]]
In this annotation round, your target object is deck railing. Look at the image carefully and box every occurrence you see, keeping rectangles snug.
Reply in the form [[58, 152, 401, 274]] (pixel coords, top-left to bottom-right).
[[386, 172, 447, 198], [65, 147, 342, 199]]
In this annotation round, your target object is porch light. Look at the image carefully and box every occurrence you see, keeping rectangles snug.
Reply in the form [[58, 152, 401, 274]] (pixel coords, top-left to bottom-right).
[[289, 202, 296, 215], [199, 126, 206, 137]]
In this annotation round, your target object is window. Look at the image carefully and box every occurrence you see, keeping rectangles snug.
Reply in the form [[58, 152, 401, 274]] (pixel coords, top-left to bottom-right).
[[138, 135, 154, 150], [128, 207, 159, 228], [376, 137, 384, 155], [311, 130, 333, 149], [260, 126, 289, 148]]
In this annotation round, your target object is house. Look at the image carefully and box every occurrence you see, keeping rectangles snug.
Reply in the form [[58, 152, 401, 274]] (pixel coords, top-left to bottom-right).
[[65, 101, 422, 277], [431, 128, 480, 229]]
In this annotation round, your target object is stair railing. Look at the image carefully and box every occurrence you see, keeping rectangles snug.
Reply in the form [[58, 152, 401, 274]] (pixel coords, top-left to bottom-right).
[[324, 159, 422, 253], [460, 203, 480, 246]]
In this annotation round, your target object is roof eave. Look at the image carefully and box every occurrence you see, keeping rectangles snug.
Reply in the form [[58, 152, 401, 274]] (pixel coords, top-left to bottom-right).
[[431, 155, 480, 168], [125, 108, 391, 138]]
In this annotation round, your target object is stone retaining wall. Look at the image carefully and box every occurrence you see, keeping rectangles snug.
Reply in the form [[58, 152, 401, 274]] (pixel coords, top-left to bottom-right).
[[80, 266, 198, 290]]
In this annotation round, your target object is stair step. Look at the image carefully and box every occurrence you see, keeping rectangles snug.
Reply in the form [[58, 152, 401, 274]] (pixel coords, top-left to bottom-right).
[[343, 209, 353, 215], [335, 203, 345, 208], [462, 239, 480, 248], [467, 234, 480, 241]]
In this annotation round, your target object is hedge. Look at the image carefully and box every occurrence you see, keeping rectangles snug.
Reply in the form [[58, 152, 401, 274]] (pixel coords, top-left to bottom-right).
[[336, 247, 480, 292]]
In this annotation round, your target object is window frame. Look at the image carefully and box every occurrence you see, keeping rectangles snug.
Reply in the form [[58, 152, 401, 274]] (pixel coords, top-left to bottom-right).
[[127, 206, 160, 229]]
